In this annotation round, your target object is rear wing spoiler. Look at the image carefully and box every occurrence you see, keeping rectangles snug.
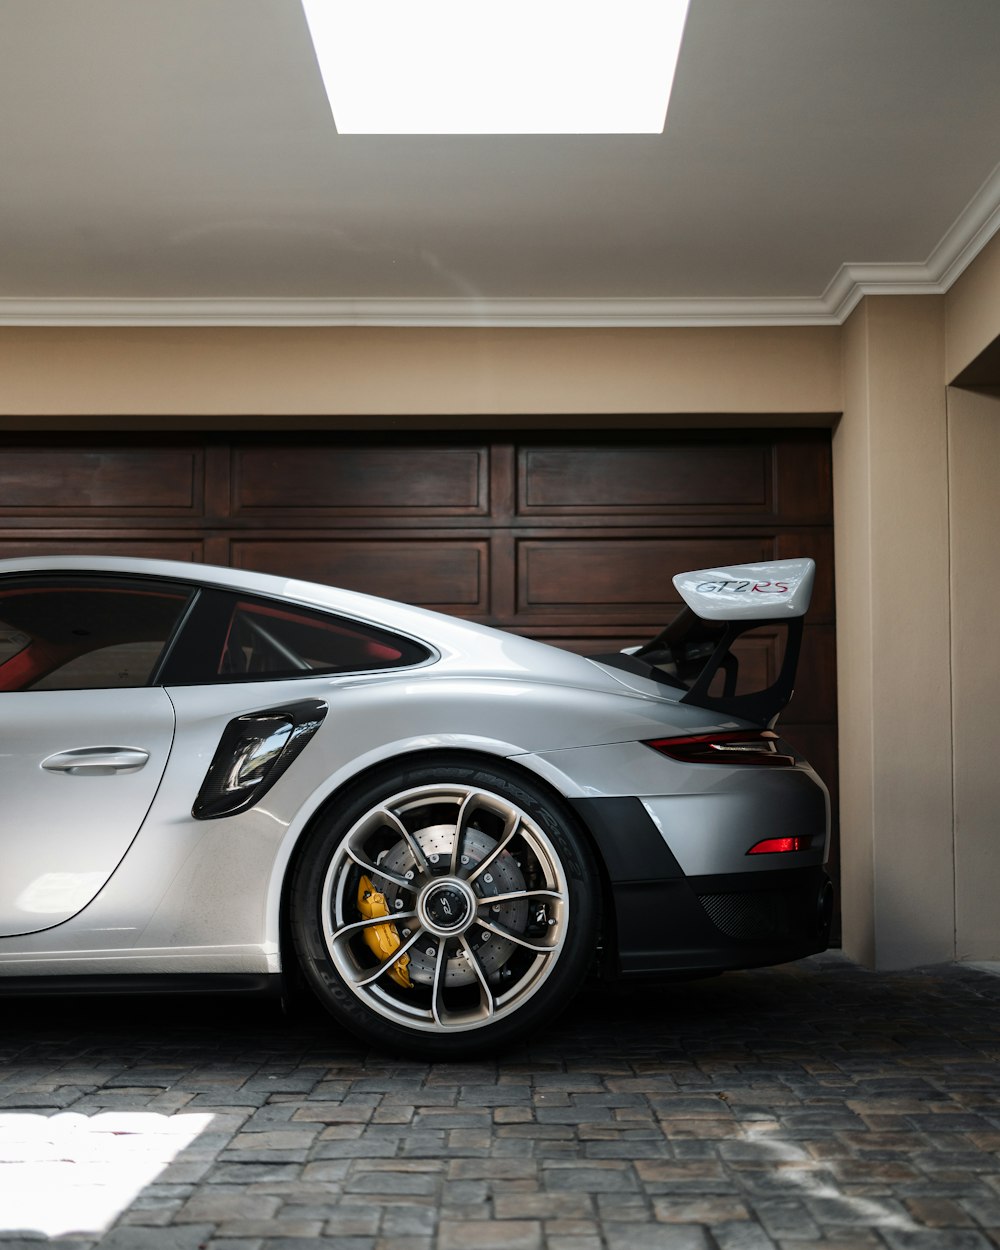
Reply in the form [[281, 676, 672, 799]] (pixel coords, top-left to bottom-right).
[[608, 559, 815, 725], [671, 559, 814, 622]]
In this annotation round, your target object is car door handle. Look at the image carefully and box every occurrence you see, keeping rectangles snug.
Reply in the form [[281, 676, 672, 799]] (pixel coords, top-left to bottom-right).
[[41, 747, 151, 776]]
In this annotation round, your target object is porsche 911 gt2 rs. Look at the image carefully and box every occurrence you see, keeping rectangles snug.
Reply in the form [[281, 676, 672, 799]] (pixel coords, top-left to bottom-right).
[[0, 555, 832, 1055]]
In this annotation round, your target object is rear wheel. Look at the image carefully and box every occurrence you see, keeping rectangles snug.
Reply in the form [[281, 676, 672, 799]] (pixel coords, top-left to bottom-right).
[[289, 758, 598, 1056]]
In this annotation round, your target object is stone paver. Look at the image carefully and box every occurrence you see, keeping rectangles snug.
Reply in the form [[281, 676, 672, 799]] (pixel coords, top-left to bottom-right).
[[0, 953, 999, 1248]]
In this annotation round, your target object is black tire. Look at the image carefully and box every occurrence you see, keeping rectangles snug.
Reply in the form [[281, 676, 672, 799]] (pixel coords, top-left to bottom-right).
[[289, 756, 599, 1057]]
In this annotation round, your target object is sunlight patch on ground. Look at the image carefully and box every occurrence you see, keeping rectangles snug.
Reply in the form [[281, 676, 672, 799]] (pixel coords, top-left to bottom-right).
[[0, 1111, 214, 1237], [739, 1121, 920, 1232]]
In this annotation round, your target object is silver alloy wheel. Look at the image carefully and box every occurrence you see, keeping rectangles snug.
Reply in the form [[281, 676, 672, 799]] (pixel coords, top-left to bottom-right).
[[319, 783, 569, 1033]]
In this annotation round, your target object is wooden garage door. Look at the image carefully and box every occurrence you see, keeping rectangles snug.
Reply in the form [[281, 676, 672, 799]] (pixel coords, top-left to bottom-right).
[[0, 428, 836, 829]]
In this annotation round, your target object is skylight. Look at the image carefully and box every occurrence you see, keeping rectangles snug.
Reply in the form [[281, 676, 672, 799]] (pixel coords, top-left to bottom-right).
[[299, 0, 691, 135]]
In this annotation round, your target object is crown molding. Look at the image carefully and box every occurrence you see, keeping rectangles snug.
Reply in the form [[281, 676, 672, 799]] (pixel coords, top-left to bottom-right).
[[2, 165, 997, 329], [0, 294, 842, 328], [824, 159, 1000, 322], [929, 159, 1000, 290]]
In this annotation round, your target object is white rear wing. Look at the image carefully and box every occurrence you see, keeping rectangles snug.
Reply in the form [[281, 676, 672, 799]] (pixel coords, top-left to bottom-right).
[[599, 557, 818, 724], [672, 559, 815, 622]]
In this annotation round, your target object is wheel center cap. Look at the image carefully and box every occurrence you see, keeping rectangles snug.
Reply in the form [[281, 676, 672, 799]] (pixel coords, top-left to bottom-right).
[[419, 878, 476, 936]]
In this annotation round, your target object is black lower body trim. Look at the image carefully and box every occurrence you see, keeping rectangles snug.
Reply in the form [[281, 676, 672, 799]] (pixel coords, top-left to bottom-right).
[[0, 973, 282, 998], [572, 796, 683, 879], [609, 867, 833, 977], [571, 796, 832, 977]]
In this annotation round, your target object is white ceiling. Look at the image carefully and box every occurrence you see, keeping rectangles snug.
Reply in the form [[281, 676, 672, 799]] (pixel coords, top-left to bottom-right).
[[2, 0, 999, 326]]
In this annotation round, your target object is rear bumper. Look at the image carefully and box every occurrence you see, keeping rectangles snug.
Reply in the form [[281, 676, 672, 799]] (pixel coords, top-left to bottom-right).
[[602, 867, 833, 976], [572, 795, 833, 976]]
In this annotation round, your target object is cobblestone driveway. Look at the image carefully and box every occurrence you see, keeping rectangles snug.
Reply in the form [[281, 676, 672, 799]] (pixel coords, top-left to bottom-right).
[[1, 953, 999, 1250]]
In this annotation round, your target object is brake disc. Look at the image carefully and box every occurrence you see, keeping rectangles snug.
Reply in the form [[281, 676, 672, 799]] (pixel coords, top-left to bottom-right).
[[378, 825, 529, 986]]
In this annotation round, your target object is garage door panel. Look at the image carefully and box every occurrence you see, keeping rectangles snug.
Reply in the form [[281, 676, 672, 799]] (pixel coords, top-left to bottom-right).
[[0, 537, 205, 562], [774, 436, 834, 522], [518, 444, 770, 516], [515, 535, 773, 617], [230, 538, 489, 612], [792, 624, 837, 723], [0, 448, 203, 517], [232, 445, 490, 517]]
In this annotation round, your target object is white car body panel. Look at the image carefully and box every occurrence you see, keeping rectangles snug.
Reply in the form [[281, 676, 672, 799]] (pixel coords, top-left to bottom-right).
[[0, 687, 175, 936], [0, 670, 721, 974]]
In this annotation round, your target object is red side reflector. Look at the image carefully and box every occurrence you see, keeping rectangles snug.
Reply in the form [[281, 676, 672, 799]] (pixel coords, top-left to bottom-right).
[[747, 837, 811, 855]]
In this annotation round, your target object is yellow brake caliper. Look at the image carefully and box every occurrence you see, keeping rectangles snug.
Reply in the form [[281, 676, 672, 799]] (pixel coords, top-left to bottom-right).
[[357, 875, 412, 989]]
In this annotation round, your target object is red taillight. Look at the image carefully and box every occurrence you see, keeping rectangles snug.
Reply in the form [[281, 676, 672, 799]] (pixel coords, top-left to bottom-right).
[[645, 730, 796, 767], [747, 837, 812, 855]]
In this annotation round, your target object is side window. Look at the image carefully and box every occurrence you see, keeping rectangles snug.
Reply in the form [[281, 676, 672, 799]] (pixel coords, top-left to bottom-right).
[[217, 599, 430, 679], [0, 577, 194, 692], [163, 591, 431, 684]]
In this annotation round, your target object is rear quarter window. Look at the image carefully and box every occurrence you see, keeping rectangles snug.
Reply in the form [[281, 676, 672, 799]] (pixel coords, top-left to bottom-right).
[[160, 590, 432, 684]]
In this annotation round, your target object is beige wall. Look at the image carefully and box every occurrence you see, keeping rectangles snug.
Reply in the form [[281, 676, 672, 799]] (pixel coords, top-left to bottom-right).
[[948, 386, 1000, 959], [945, 228, 1000, 383], [835, 296, 955, 968], [0, 325, 840, 424], [832, 306, 876, 965], [943, 227, 1000, 962]]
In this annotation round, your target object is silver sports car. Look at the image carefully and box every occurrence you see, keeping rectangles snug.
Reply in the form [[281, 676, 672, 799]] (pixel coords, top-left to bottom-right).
[[0, 554, 832, 1055]]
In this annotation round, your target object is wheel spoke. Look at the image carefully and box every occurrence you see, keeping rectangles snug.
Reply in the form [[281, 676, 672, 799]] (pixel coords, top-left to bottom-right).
[[465, 808, 520, 883], [429, 936, 448, 1027], [345, 844, 414, 892], [476, 888, 562, 907], [350, 925, 427, 987], [477, 917, 558, 954], [376, 806, 430, 874], [449, 792, 477, 875], [459, 934, 496, 1020], [329, 910, 418, 946]]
